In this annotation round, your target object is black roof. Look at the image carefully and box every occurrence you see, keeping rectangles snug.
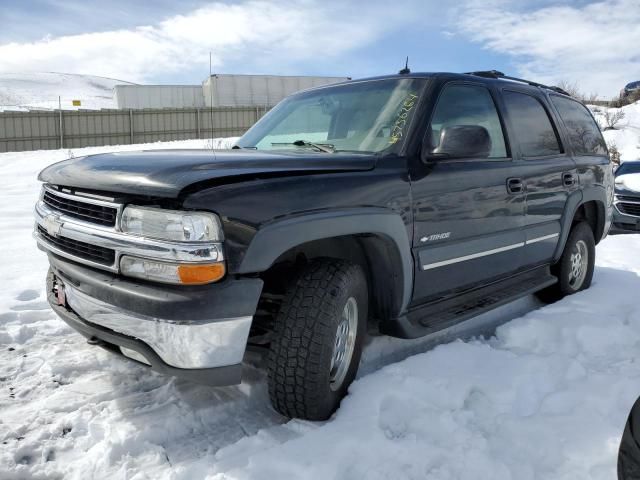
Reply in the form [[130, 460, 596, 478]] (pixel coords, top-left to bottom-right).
[[339, 71, 572, 97], [298, 71, 575, 102]]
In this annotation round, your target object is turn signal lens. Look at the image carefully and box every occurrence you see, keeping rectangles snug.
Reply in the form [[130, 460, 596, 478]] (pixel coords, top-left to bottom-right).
[[177, 263, 226, 285], [120, 255, 225, 285]]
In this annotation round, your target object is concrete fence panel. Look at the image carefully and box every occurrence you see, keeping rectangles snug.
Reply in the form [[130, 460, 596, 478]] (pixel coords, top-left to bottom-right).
[[0, 106, 270, 153]]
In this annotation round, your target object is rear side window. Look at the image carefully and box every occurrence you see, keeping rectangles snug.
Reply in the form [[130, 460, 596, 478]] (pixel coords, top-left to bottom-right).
[[430, 84, 507, 158], [550, 95, 607, 156], [503, 91, 561, 157]]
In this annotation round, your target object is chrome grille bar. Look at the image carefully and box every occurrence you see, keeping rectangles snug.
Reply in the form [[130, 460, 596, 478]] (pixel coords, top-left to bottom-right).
[[42, 185, 122, 228]]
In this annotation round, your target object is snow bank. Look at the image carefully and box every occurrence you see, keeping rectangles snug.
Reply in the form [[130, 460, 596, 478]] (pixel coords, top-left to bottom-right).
[[591, 101, 640, 162], [1, 140, 640, 479], [0, 72, 135, 111], [202, 248, 640, 479], [0, 138, 237, 310]]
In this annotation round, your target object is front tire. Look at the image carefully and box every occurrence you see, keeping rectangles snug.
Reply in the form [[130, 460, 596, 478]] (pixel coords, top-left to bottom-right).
[[267, 259, 367, 420], [538, 221, 595, 301]]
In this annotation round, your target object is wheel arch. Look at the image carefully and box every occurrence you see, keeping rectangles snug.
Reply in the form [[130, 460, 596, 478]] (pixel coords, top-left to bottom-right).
[[238, 208, 413, 318], [553, 187, 607, 262]]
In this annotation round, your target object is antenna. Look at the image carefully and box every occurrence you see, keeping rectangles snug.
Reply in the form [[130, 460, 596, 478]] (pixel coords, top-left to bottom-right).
[[209, 51, 216, 159], [399, 56, 410, 75]]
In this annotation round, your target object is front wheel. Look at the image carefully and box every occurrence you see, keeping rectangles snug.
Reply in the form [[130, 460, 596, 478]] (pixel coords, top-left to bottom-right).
[[538, 221, 595, 301], [267, 259, 367, 420]]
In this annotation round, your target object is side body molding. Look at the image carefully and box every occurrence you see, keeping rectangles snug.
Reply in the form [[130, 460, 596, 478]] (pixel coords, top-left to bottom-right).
[[238, 208, 414, 314]]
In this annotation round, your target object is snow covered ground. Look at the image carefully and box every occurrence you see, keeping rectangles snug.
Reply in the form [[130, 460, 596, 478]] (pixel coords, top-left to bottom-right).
[[1, 139, 640, 479], [0, 72, 135, 111], [591, 101, 640, 162]]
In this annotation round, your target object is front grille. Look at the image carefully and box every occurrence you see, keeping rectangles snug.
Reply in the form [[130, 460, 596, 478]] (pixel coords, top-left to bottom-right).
[[37, 226, 116, 266], [43, 190, 117, 227], [617, 202, 640, 217]]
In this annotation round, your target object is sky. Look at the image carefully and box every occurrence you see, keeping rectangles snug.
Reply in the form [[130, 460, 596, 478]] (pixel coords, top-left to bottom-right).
[[0, 0, 637, 98]]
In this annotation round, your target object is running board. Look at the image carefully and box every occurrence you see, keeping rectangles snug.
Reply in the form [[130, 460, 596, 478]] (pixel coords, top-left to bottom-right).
[[382, 267, 557, 339]]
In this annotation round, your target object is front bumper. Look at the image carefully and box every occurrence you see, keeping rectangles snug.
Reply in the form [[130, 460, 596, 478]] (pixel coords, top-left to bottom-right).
[[47, 255, 263, 386]]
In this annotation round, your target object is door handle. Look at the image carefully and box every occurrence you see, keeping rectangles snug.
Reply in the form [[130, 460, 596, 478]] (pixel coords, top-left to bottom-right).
[[562, 172, 576, 187], [507, 177, 524, 194]]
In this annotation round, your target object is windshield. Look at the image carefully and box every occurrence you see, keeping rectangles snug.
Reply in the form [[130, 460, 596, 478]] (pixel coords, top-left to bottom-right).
[[236, 78, 427, 154]]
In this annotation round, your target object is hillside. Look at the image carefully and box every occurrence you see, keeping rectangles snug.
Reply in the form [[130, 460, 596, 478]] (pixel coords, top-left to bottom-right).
[[0, 72, 135, 111]]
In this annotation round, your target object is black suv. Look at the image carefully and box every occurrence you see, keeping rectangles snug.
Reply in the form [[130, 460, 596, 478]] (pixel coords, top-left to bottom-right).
[[34, 71, 613, 420], [621, 81, 640, 100]]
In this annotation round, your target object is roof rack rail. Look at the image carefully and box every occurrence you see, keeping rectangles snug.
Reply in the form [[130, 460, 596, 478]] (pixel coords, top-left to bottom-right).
[[464, 70, 571, 96]]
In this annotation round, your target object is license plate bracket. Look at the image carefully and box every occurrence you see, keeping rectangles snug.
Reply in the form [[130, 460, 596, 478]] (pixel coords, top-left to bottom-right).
[[53, 278, 67, 307]]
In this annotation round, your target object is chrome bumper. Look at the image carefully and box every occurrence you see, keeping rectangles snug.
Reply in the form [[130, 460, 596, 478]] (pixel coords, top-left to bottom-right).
[[62, 280, 252, 369]]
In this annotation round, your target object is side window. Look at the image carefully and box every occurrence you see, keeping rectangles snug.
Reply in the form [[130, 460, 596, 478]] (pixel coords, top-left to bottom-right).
[[503, 91, 562, 157], [550, 95, 607, 156], [430, 84, 507, 158]]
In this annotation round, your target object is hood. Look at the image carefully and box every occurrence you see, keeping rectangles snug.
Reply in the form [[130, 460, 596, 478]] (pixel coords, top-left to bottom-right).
[[615, 173, 640, 195], [38, 149, 377, 198]]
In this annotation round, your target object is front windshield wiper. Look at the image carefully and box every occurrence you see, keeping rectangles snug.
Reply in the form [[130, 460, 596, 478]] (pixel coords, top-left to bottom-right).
[[231, 145, 257, 149], [271, 139, 335, 153]]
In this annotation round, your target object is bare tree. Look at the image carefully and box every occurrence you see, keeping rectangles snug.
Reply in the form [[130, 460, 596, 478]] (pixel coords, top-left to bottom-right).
[[607, 141, 621, 166], [556, 80, 581, 99], [611, 95, 627, 108], [556, 80, 599, 104], [611, 89, 640, 108], [600, 109, 626, 130], [582, 92, 600, 104]]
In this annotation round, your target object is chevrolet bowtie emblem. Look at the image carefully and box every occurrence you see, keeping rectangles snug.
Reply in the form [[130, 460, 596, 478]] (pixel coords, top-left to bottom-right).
[[43, 214, 63, 237]]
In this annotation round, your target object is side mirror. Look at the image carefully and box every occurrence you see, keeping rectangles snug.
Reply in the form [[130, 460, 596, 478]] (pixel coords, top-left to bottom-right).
[[427, 125, 492, 160]]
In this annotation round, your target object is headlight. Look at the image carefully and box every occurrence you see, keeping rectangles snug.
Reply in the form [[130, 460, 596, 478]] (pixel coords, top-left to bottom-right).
[[120, 256, 226, 285], [121, 206, 223, 242]]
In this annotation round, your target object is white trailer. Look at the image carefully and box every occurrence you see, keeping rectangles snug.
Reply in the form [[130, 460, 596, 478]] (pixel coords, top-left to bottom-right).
[[114, 85, 205, 109], [202, 74, 350, 107]]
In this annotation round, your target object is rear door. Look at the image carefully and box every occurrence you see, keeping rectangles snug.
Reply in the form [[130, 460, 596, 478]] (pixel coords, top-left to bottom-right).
[[548, 94, 611, 234], [410, 82, 526, 305], [499, 88, 574, 266]]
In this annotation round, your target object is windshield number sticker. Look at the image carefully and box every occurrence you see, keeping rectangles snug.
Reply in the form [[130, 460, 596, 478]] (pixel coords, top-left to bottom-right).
[[390, 93, 419, 144]]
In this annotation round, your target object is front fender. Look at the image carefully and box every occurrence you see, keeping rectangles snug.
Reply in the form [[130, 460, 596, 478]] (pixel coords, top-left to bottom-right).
[[237, 208, 414, 314]]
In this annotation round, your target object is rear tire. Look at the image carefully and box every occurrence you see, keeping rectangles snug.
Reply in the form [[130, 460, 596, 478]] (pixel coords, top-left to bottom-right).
[[267, 258, 367, 420], [537, 221, 595, 302]]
